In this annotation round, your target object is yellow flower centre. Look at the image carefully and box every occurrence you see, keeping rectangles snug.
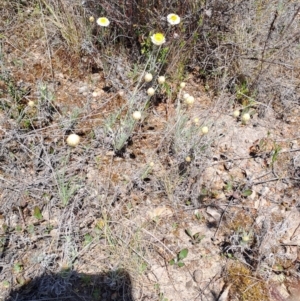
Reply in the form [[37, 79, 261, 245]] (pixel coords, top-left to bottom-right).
[[154, 33, 164, 41], [170, 15, 178, 21]]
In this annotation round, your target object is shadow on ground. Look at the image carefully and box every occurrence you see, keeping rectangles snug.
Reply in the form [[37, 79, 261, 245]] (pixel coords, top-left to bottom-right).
[[6, 269, 133, 301]]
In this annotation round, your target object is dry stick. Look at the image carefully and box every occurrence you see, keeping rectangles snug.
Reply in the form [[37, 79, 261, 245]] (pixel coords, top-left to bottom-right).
[[242, 56, 294, 68], [213, 198, 233, 239], [290, 222, 300, 242], [212, 148, 300, 167], [193, 272, 222, 301], [212, 156, 253, 166], [253, 177, 299, 186], [253, 171, 272, 181]]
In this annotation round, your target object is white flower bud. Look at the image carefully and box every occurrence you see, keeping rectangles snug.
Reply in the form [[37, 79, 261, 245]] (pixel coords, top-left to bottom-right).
[[28, 100, 35, 107], [193, 118, 199, 125], [186, 95, 195, 105], [147, 87, 155, 96], [158, 76, 166, 84], [201, 126, 209, 134], [67, 134, 80, 147], [183, 93, 190, 100], [242, 235, 250, 242], [180, 82, 186, 88], [242, 113, 250, 123], [233, 110, 240, 117], [144, 73, 153, 82], [132, 111, 142, 120]]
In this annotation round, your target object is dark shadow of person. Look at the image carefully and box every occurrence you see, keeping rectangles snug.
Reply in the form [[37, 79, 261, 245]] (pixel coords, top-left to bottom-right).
[[6, 268, 133, 301]]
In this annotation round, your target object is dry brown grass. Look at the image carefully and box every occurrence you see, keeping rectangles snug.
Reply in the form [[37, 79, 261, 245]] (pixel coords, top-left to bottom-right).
[[0, 1, 300, 301]]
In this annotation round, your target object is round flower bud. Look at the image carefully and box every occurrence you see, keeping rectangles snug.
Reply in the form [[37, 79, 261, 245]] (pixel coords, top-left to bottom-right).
[[28, 100, 35, 107], [89, 16, 95, 23], [185, 156, 191, 162], [147, 87, 155, 96], [158, 76, 166, 84], [180, 82, 186, 88], [144, 73, 153, 82], [186, 95, 195, 105], [233, 110, 240, 117], [242, 113, 251, 123], [149, 162, 154, 167], [183, 93, 190, 100], [201, 126, 209, 134], [118, 90, 124, 97], [92, 91, 98, 97], [242, 235, 250, 242], [67, 134, 80, 147], [193, 118, 199, 125], [132, 111, 142, 120]]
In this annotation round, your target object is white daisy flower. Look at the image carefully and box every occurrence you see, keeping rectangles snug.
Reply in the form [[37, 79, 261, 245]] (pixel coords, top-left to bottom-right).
[[151, 33, 166, 46], [97, 17, 110, 27], [167, 14, 180, 25]]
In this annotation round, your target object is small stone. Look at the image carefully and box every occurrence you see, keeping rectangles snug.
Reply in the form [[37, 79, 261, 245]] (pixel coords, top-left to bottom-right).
[[78, 86, 88, 94], [260, 187, 270, 196], [186, 279, 193, 289], [232, 192, 240, 199], [91, 73, 101, 81], [202, 167, 224, 190], [291, 140, 298, 149], [224, 161, 233, 170], [193, 270, 202, 283], [50, 229, 59, 238], [213, 192, 225, 199], [206, 206, 221, 221], [57, 72, 64, 79]]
